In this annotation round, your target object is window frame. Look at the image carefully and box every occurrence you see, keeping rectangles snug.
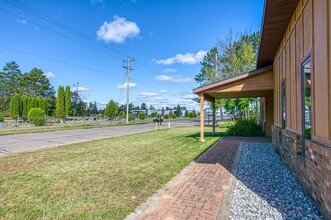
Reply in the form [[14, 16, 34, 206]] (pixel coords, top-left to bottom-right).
[[281, 80, 286, 129], [301, 53, 312, 159]]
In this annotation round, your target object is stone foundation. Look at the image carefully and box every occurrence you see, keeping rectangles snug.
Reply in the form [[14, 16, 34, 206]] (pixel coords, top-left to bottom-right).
[[272, 125, 331, 219]]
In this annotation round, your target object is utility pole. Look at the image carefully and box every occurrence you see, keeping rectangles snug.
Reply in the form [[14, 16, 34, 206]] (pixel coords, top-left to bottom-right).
[[123, 58, 134, 124]]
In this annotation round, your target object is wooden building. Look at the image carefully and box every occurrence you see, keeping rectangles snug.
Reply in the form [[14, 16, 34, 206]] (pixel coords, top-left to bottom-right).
[[193, 0, 331, 218]]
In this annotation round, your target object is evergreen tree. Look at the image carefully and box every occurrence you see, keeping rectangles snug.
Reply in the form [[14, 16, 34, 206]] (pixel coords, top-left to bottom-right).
[[56, 86, 65, 119], [19, 68, 52, 97], [10, 94, 20, 119], [1, 62, 22, 113], [21, 95, 29, 121], [175, 104, 182, 117], [30, 97, 38, 109], [65, 86, 71, 116]]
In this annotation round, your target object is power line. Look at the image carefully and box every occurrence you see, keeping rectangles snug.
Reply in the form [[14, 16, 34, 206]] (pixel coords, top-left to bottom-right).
[[2, 0, 130, 58], [0, 7, 123, 61], [0, 45, 123, 78]]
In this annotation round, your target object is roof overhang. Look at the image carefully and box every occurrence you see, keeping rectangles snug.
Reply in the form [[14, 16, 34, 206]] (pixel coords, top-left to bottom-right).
[[257, 0, 300, 68], [193, 65, 273, 100]]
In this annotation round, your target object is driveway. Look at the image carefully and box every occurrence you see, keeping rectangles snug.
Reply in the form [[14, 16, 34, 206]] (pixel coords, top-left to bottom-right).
[[0, 120, 198, 156]]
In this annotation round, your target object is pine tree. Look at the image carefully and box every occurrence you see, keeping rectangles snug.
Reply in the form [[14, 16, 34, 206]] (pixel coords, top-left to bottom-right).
[[65, 86, 71, 116]]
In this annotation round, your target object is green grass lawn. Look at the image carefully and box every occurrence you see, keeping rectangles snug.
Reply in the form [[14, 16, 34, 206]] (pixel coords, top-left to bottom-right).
[[0, 126, 223, 219], [0, 118, 195, 136]]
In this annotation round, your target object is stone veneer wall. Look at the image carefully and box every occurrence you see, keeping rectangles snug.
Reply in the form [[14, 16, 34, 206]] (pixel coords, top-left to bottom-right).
[[272, 125, 331, 219]]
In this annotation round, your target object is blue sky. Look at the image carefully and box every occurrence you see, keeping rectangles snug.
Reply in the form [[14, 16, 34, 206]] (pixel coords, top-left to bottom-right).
[[0, 0, 264, 109]]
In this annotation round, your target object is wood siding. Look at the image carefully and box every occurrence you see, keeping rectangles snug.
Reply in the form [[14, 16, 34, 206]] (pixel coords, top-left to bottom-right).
[[274, 0, 331, 142]]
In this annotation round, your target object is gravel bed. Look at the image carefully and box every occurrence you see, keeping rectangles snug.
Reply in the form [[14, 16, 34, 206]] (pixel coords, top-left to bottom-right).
[[230, 143, 323, 220]]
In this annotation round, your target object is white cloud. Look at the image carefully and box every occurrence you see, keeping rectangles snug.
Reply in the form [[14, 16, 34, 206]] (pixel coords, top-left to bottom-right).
[[154, 75, 193, 83], [97, 16, 140, 43], [163, 68, 177, 73], [159, 90, 168, 93], [44, 72, 56, 78], [117, 82, 137, 89], [140, 92, 158, 97], [16, 18, 27, 24], [71, 87, 92, 92], [153, 50, 207, 65]]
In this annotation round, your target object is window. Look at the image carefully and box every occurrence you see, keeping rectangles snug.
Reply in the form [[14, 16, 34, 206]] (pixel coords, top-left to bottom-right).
[[301, 55, 312, 158], [281, 80, 286, 129]]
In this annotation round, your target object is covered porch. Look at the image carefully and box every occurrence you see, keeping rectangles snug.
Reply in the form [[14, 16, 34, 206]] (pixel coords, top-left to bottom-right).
[[192, 65, 274, 140]]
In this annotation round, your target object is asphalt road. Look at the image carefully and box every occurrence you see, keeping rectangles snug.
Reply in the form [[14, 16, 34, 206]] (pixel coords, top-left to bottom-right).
[[0, 120, 199, 156]]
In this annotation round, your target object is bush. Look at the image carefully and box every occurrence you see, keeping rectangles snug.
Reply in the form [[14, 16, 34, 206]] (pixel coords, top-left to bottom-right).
[[188, 112, 197, 118], [227, 119, 263, 136], [172, 113, 177, 119], [150, 112, 157, 118], [0, 112, 4, 122], [218, 120, 235, 128], [164, 114, 169, 119], [138, 112, 146, 120], [28, 108, 45, 126], [128, 114, 133, 121]]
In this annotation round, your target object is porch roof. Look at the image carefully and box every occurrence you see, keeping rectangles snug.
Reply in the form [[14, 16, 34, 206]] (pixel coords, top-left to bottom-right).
[[192, 65, 273, 101]]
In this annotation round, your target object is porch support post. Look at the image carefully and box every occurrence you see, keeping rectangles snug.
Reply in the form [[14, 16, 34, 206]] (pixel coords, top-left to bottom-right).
[[199, 94, 205, 142], [212, 99, 216, 133]]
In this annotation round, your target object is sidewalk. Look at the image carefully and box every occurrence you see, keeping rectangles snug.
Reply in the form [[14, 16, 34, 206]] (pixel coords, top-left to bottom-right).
[[128, 137, 270, 220]]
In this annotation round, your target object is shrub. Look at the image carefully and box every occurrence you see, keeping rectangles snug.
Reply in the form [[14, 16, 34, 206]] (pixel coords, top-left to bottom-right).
[[172, 113, 177, 119], [28, 108, 45, 126], [164, 114, 169, 119], [218, 121, 235, 128], [0, 112, 4, 122], [188, 112, 197, 118], [138, 112, 146, 120], [150, 112, 157, 118], [227, 119, 263, 136], [128, 114, 133, 121]]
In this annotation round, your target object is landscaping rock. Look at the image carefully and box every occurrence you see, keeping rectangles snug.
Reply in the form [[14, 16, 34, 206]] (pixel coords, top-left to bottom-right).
[[230, 143, 323, 220]]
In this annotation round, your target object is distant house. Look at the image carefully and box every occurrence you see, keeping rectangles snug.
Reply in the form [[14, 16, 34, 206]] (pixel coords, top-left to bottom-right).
[[193, 0, 331, 218]]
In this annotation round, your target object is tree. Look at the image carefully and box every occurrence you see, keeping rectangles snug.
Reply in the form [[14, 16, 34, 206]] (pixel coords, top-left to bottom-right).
[[169, 110, 173, 117], [175, 104, 182, 117], [65, 86, 71, 116], [138, 112, 146, 120], [184, 110, 188, 117], [195, 47, 221, 86], [104, 100, 118, 120], [217, 31, 260, 78], [10, 94, 20, 119], [21, 96, 29, 121], [195, 31, 261, 118], [19, 68, 52, 97], [56, 86, 65, 119], [119, 110, 125, 119], [149, 105, 155, 110], [1, 62, 22, 113], [150, 112, 157, 118], [141, 103, 147, 110], [172, 113, 177, 119]]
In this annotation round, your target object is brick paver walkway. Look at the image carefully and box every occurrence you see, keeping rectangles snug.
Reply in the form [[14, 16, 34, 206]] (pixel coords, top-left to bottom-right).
[[133, 137, 271, 220]]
